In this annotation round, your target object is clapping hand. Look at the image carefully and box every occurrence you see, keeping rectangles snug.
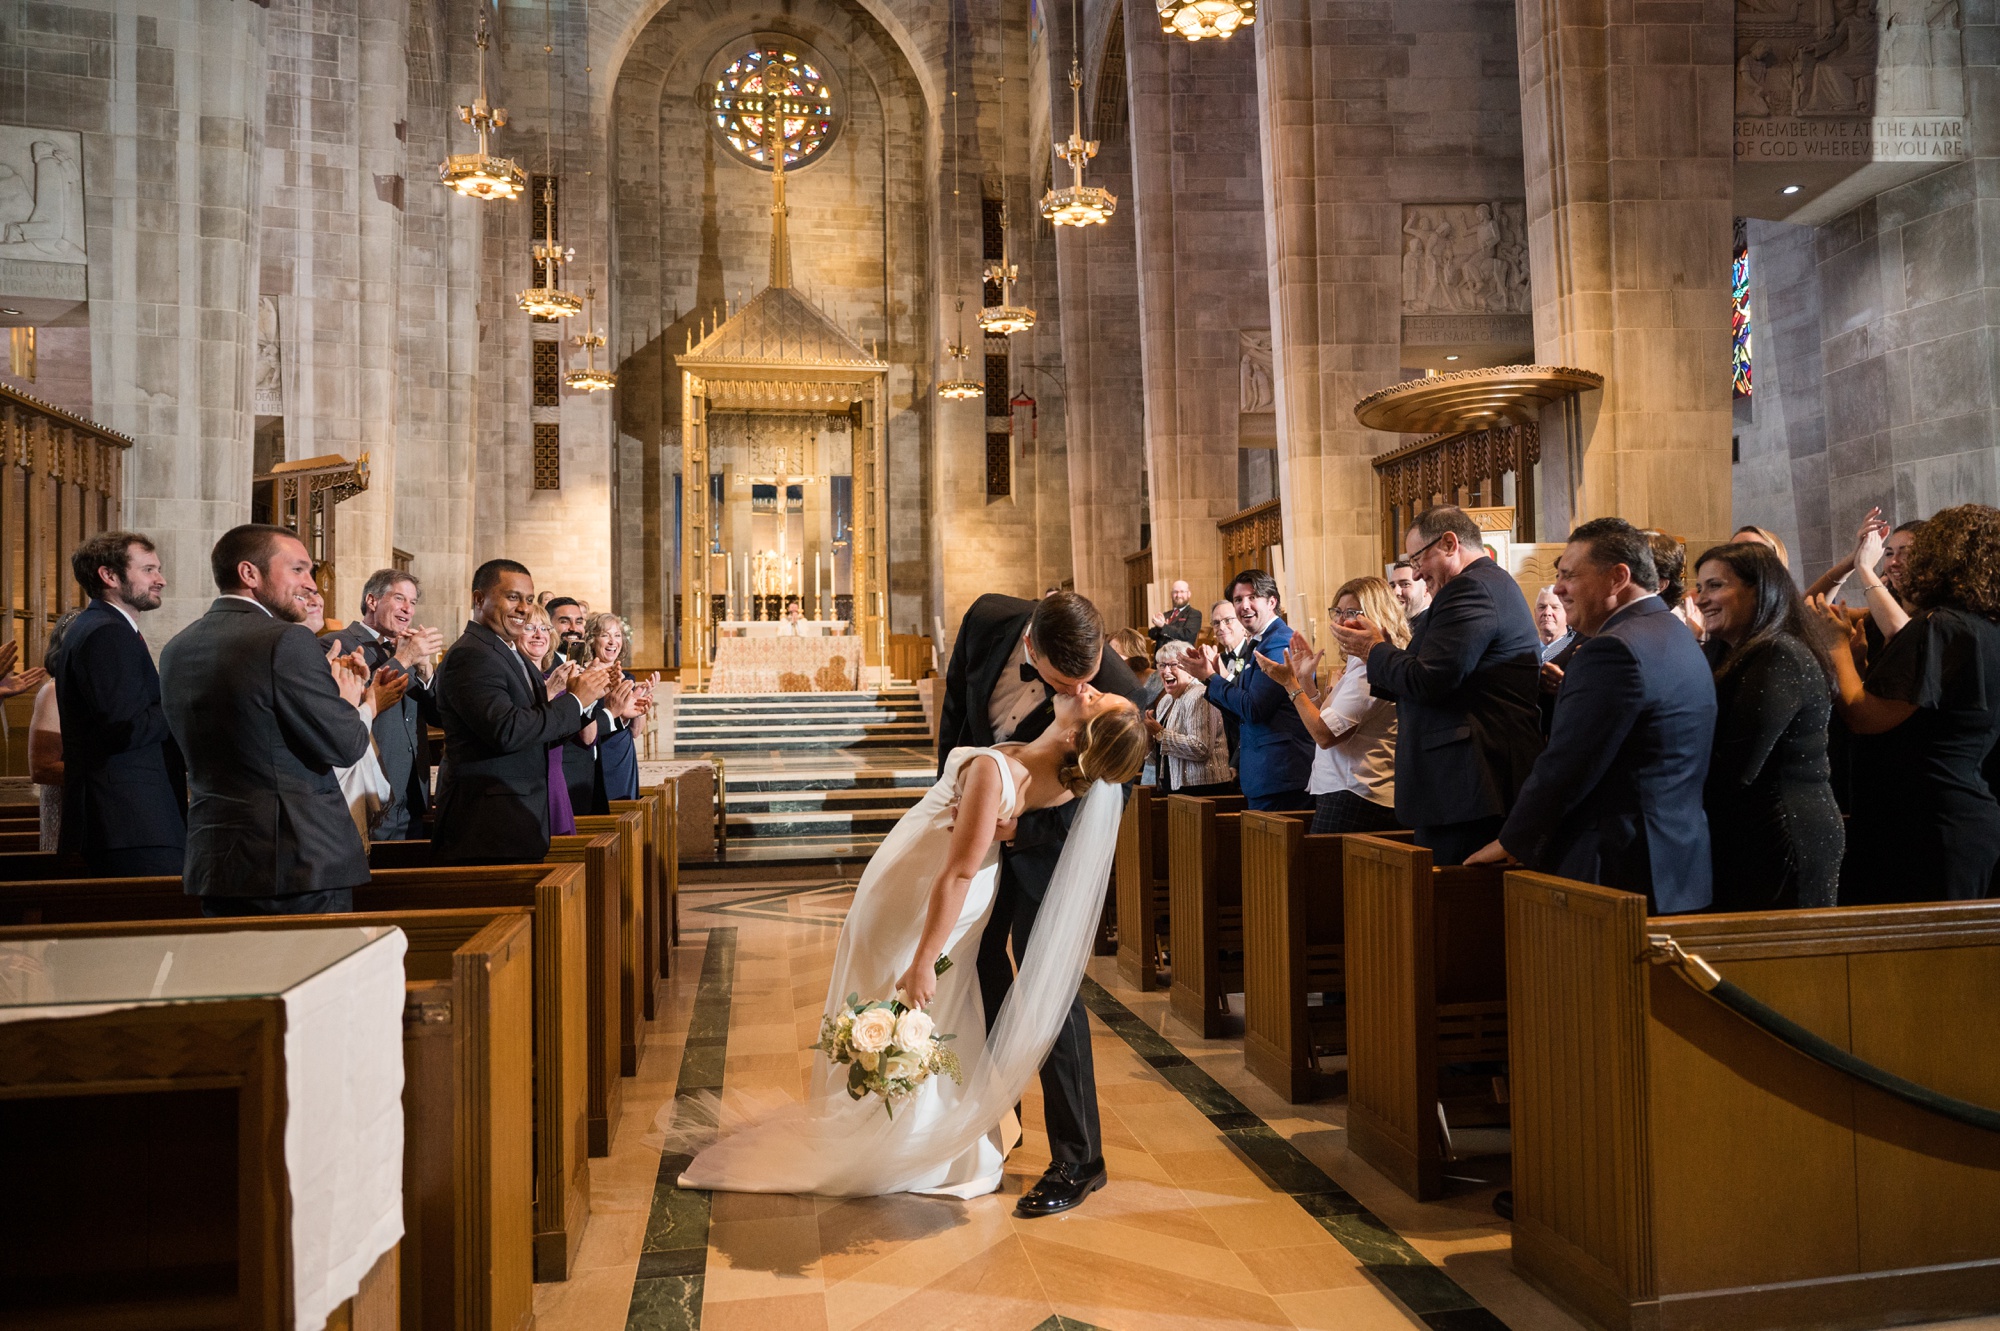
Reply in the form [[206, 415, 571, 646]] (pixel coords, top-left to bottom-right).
[[326, 644, 370, 708], [544, 660, 578, 703], [0, 664, 47, 700], [1330, 614, 1385, 658], [567, 662, 616, 707], [1143, 711, 1164, 739], [0, 640, 17, 676], [395, 625, 445, 675], [1183, 643, 1220, 682], [1149, 610, 1167, 628], [367, 667, 409, 716], [605, 677, 646, 720], [1540, 659, 1565, 695]]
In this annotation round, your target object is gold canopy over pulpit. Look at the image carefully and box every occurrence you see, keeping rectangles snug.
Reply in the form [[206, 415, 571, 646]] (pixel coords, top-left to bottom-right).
[[678, 112, 889, 688]]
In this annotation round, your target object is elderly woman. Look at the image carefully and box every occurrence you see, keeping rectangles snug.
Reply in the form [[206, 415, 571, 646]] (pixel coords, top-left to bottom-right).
[[1145, 639, 1234, 795], [1260, 576, 1408, 836]]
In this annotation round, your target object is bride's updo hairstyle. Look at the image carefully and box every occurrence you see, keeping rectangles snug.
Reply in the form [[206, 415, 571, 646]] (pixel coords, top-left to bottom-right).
[[1057, 698, 1148, 795]]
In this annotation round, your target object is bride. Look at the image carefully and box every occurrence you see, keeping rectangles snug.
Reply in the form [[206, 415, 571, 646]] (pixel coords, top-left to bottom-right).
[[679, 683, 1148, 1198]]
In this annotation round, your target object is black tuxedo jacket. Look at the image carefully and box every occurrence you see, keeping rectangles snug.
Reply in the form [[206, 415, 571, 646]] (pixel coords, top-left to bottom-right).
[[50, 597, 186, 857], [937, 593, 1143, 899], [160, 598, 371, 898], [1147, 603, 1202, 650], [1365, 556, 1544, 827], [322, 621, 440, 835], [430, 620, 585, 863]]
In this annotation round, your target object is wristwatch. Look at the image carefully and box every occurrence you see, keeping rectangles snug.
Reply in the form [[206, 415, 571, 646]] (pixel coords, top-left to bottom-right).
[[1287, 686, 1307, 702]]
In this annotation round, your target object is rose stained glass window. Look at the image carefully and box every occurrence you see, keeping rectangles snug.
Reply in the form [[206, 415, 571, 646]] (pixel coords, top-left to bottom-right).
[[1732, 231, 1752, 399], [705, 37, 843, 170]]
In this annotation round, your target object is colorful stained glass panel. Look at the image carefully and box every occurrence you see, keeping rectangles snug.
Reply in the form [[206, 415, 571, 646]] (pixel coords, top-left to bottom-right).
[[706, 37, 843, 170], [1732, 238, 1752, 399]]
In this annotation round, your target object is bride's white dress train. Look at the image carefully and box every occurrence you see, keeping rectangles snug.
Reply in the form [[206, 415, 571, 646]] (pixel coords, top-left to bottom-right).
[[678, 746, 1122, 1198]]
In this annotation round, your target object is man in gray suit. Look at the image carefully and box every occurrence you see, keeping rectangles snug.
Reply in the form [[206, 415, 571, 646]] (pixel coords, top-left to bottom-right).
[[322, 568, 444, 839], [161, 524, 373, 915]]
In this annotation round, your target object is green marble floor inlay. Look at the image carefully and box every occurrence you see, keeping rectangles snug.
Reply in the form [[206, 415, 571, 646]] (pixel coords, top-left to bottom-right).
[[1079, 977, 1511, 1331], [626, 926, 737, 1330]]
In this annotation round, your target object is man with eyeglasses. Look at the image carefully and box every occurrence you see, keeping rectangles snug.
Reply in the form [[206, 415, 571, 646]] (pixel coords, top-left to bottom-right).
[[1331, 505, 1543, 864]]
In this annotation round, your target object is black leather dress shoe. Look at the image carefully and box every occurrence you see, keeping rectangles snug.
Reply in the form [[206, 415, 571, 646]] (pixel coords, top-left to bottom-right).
[[1014, 1159, 1107, 1218]]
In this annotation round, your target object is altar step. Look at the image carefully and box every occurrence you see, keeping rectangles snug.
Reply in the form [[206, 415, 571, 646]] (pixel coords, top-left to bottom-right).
[[676, 687, 931, 755]]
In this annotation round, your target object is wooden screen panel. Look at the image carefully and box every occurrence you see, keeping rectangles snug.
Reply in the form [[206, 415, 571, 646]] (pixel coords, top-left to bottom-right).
[[533, 422, 561, 491], [532, 340, 561, 407]]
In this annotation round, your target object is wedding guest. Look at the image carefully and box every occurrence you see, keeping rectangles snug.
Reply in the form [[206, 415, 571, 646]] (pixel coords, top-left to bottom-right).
[[27, 612, 79, 852], [302, 586, 402, 847], [1208, 599, 1250, 768], [516, 605, 576, 836], [1111, 628, 1161, 712], [1147, 580, 1201, 650], [1333, 506, 1542, 865], [1806, 508, 1917, 654], [568, 611, 650, 812], [547, 596, 588, 662], [1146, 640, 1233, 795], [1733, 525, 1791, 570], [1262, 577, 1407, 835], [1810, 504, 2000, 902], [1180, 570, 1314, 811], [321, 568, 443, 841], [1389, 559, 1431, 621], [1535, 586, 1579, 739], [1644, 530, 1704, 639], [1692, 542, 1841, 910]]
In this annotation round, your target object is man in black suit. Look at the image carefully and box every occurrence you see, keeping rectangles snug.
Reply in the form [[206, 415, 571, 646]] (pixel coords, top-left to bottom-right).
[[1332, 505, 1543, 865], [50, 530, 186, 876], [1469, 519, 1717, 913], [937, 589, 1141, 1218], [431, 560, 615, 865], [160, 525, 374, 914], [322, 568, 445, 839], [1146, 579, 1201, 650]]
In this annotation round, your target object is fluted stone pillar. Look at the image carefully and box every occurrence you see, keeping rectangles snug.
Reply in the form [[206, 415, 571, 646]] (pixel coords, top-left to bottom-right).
[[1515, 0, 1736, 541]]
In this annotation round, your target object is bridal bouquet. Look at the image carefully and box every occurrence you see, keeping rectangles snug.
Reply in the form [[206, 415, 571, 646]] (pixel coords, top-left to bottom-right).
[[814, 959, 963, 1118]]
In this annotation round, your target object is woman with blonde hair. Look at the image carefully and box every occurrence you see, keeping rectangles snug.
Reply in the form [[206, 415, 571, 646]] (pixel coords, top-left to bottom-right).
[[512, 603, 577, 835], [1732, 525, 1791, 570], [566, 611, 655, 812], [1261, 575, 1409, 835]]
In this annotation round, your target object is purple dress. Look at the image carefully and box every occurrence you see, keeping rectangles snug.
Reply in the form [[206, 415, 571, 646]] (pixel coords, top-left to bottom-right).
[[539, 663, 578, 835]]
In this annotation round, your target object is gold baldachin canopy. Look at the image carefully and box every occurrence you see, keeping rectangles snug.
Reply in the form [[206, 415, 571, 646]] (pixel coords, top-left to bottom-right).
[[1353, 365, 1603, 435]]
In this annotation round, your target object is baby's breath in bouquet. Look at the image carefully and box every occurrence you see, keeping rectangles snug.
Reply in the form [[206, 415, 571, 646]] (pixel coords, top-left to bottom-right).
[[813, 957, 963, 1118]]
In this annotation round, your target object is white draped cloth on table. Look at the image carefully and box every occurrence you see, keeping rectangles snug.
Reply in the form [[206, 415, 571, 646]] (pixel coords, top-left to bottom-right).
[[709, 634, 864, 692]]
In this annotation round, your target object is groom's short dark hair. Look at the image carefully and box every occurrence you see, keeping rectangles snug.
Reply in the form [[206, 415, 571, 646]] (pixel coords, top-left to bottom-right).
[[1029, 591, 1105, 680]]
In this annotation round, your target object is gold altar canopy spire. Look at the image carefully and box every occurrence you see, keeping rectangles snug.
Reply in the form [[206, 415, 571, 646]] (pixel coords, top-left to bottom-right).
[[767, 114, 792, 290]]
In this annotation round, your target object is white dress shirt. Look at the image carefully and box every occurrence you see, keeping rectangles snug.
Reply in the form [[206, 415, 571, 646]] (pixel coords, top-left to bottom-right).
[[986, 631, 1048, 742], [1307, 654, 1398, 807]]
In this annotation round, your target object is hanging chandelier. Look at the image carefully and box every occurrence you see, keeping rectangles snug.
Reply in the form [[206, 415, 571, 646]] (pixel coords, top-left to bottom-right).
[[979, 78, 1036, 335], [565, 287, 616, 391], [440, 17, 526, 200], [939, 300, 984, 400], [518, 181, 582, 318], [1041, 57, 1116, 227], [1157, 0, 1256, 41]]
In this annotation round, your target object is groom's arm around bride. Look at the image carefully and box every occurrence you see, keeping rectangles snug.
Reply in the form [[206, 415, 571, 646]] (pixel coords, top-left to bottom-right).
[[935, 589, 1141, 1217]]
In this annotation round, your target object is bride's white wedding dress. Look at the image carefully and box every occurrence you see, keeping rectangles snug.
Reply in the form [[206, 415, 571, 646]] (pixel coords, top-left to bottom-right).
[[679, 746, 1122, 1198]]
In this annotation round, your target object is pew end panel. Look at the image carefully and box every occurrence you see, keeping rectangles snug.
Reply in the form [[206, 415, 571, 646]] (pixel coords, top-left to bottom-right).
[[1114, 787, 1166, 991], [650, 778, 681, 952], [1506, 873, 2000, 1331], [1168, 796, 1300, 1040], [542, 832, 627, 1153], [455, 913, 537, 1331], [1241, 813, 1350, 1103], [610, 795, 667, 1016], [1342, 835, 1508, 1202], [574, 811, 647, 1079]]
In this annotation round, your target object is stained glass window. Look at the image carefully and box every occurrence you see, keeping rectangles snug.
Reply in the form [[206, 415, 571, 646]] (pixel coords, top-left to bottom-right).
[[705, 37, 842, 170], [1732, 223, 1752, 399]]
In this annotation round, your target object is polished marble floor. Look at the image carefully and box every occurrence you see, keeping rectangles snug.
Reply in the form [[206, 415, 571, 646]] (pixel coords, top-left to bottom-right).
[[534, 879, 2000, 1331]]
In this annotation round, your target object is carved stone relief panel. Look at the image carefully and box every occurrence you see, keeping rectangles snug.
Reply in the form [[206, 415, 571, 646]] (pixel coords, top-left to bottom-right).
[[255, 296, 283, 417], [0, 127, 86, 320], [1399, 203, 1532, 353], [1239, 330, 1273, 414]]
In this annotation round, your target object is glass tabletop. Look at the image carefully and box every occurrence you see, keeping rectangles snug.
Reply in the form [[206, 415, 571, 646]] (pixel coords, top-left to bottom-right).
[[0, 927, 397, 1010]]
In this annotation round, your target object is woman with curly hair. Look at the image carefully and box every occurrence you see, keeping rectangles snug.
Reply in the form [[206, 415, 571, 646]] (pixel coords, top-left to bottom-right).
[[1809, 503, 2000, 902], [1693, 542, 1841, 909]]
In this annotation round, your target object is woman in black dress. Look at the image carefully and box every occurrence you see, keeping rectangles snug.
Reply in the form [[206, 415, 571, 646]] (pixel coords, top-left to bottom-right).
[[1809, 504, 2000, 903], [1691, 542, 1843, 909]]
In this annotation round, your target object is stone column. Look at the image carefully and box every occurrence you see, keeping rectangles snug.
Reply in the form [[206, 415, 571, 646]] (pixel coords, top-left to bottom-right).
[[1515, 0, 1736, 542], [1125, 0, 1268, 610]]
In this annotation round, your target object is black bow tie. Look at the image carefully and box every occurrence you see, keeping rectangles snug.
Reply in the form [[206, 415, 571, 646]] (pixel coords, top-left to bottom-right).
[[1019, 662, 1044, 684]]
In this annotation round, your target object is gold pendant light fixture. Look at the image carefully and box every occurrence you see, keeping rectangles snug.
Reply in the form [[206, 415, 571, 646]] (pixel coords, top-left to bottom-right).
[[1156, 0, 1256, 42], [440, 14, 526, 200], [1041, 0, 1116, 227], [518, 8, 582, 320], [565, 284, 616, 392], [978, 76, 1036, 336], [940, 299, 984, 399], [937, 7, 985, 401]]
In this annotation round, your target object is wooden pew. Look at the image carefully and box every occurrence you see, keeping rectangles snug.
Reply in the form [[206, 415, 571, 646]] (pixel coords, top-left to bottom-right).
[[1168, 792, 1290, 1038], [1506, 877, 2000, 1331], [576, 810, 647, 1074], [0, 862, 597, 1283], [615, 785, 678, 994], [1341, 834, 1508, 1201], [647, 779, 682, 954], [1114, 786, 1172, 990], [369, 834, 627, 1157], [1241, 812, 1349, 1102], [0, 912, 532, 1330]]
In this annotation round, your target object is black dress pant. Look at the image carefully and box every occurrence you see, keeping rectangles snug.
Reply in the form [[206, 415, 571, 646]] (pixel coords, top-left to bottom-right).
[[976, 855, 1102, 1167], [200, 887, 355, 917], [88, 845, 184, 877]]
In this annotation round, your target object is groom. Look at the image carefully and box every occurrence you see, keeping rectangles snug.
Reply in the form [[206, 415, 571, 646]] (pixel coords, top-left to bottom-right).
[[937, 589, 1141, 1217]]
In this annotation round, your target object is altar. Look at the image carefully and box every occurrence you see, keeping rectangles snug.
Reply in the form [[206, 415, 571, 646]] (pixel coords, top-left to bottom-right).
[[709, 634, 863, 693]]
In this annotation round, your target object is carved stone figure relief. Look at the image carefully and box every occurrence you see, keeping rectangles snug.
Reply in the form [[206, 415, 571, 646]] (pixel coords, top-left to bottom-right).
[[1400, 203, 1529, 317], [1239, 330, 1274, 413], [0, 131, 83, 262], [255, 296, 283, 417]]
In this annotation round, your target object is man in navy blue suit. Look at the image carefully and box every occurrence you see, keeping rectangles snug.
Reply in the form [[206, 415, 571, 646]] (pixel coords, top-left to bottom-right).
[[1181, 569, 1314, 810], [1334, 506, 1544, 864], [1467, 518, 1717, 914]]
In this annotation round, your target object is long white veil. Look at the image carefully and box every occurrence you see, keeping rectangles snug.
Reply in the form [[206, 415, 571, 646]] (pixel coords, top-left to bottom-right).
[[677, 778, 1125, 1197]]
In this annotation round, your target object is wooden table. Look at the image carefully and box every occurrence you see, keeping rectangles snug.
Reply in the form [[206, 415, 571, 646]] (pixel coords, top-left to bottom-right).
[[0, 926, 407, 1330], [710, 633, 864, 693]]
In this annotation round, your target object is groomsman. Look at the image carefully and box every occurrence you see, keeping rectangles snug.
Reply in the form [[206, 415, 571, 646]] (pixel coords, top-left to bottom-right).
[[50, 531, 185, 876], [938, 589, 1142, 1218]]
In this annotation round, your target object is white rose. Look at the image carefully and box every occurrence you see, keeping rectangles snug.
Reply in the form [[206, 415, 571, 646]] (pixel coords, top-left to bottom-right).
[[885, 1051, 923, 1082], [850, 1007, 896, 1053], [857, 1049, 879, 1072], [894, 1009, 935, 1050]]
